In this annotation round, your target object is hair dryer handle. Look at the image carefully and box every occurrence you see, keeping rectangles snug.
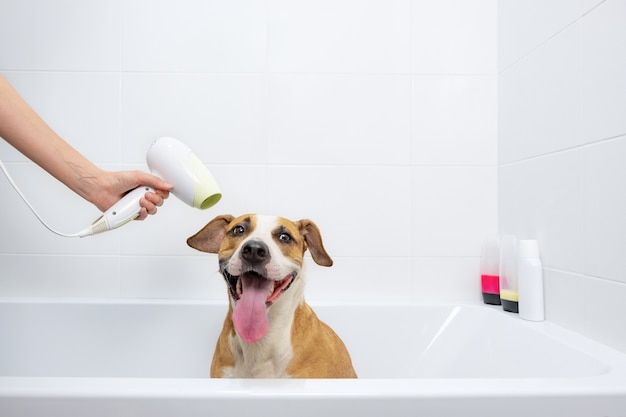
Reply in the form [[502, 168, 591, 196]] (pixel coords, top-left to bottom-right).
[[78, 186, 155, 237], [103, 186, 155, 229]]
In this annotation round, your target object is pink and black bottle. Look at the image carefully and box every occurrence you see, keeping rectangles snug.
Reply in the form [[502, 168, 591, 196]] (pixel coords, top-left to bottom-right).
[[480, 235, 501, 305]]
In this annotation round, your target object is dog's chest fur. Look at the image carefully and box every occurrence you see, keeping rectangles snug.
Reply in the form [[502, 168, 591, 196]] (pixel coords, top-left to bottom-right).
[[221, 277, 305, 378]]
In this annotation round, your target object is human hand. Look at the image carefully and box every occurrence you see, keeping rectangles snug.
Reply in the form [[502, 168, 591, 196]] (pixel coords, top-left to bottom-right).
[[88, 170, 172, 220]]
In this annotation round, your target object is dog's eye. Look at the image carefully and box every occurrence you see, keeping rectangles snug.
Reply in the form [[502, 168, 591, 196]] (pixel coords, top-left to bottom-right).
[[278, 232, 293, 243], [231, 225, 246, 236]]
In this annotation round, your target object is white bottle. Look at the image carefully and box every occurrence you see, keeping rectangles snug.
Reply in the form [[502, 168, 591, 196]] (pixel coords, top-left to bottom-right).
[[517, 240, 544, 321]]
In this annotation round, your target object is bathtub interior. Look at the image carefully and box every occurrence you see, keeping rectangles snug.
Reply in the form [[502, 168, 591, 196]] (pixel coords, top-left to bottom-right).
[[0, 299, 610, 379]]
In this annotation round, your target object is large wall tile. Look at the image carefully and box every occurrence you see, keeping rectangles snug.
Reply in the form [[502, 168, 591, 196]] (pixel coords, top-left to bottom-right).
[[122, 0, 266, 72], [499, 23, 582, 164], [0, 0, 120, 71], [121, 74, 269, 165], [412, 75, 497, 165], [269, 0, 411, 73], [411, 257, 482, 303], [583, 137, 626, 282], [543, 269, 590, 335], [581, 0, 626, 143], [412, 166, 497, 257], [412, 0, 497, 74], [545, 268, 626, 354], [306, 257, 413, 303], [582, 0, 606, 13], [1, 72, 121, 164], [583, 276, 626, 353], [499, 150, 583, 272], [121, 256, 225, 300], [0, 255, 120, 298], [268, 74, 411, 165], [498, 0, 580, 70]]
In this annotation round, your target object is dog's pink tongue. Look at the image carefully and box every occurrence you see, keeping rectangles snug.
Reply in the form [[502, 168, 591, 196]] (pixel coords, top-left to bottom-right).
[[232, 273, 272, 344]]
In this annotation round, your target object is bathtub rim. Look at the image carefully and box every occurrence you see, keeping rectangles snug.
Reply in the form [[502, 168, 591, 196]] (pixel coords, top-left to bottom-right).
[[1, 374, 626, 399]]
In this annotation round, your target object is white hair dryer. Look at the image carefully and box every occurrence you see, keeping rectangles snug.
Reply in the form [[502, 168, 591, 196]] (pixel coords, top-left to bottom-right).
[[80, 137, 221, 237], [147, 136, 221, 210]]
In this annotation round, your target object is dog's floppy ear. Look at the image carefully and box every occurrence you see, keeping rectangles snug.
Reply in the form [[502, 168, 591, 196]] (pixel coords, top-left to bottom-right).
[[297, 219, 333, 267], [187, 215, 235, 253]]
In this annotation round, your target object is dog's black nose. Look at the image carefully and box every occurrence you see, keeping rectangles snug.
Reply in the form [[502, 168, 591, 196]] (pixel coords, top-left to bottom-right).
[[241, 240, 270, 264]]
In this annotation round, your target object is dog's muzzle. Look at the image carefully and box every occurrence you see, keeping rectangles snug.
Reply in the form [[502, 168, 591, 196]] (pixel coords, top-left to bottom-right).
[[221, 269, 297, 307], [220, 239, 297, 307]]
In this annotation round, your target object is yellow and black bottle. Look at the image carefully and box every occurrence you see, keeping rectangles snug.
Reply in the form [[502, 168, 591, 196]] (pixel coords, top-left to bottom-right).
[[499, 235, 519, 313]]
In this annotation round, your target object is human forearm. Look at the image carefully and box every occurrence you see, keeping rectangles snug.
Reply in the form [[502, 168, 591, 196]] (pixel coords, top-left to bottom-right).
[[0, 74, 171, 214], [0, 74, 104, 202]]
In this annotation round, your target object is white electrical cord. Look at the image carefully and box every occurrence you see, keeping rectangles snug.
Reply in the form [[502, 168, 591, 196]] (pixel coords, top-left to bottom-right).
[[0, 159, 101, 237]]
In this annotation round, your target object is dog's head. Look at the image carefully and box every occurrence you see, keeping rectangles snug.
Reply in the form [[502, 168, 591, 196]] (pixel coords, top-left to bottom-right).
[[187, 214, 333, 343]]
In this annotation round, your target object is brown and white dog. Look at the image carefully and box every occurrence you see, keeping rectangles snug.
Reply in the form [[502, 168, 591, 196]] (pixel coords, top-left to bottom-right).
[[187, 214, 357, 378]]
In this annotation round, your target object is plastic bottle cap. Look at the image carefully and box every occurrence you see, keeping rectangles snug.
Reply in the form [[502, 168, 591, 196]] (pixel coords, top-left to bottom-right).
[[518, 240, 540, 258]]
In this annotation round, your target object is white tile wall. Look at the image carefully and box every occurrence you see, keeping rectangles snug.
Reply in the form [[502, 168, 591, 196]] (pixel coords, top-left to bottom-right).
[[499, 150, 584, 272], [0, 73, 121, 164], [412, 166, 497, 257], [412, 0, 497, 74], [542, 269, 590, 337], [583, 275, 626, 352], [544, 268, 626, 353], [3, 0, 622, 354], [120, 74, 269, 165], [411, 257, 483, 303], [499, 22, 582, 164], [120, 256, 223, 299], [268, 0, 411, 73], [306, 257, 414, 303], [581, 0, 626, 143], [412, 75, 497, 165], [497, 0, 580, 70], [0, 255, 121, 298], [267, 74, 412, 165], [0, 0, 120, 71], [583, 137, 626, 283], [499, 0, 626, 353], [121, 0, 267, 73], [1, 1, 496, 307]]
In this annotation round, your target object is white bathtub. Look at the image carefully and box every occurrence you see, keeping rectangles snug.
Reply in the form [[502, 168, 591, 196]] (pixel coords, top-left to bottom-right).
[[0, 299, 625, 417]]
